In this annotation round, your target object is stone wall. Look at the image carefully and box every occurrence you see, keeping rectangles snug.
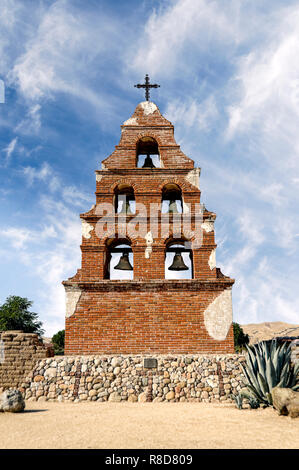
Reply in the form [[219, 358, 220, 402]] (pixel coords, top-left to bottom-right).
[[0, 330, 53, 391], [23, 354, 246, 403]]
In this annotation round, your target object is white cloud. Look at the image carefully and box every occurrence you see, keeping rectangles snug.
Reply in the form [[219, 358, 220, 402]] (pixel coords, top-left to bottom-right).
[[62, 186, 93, 206], [2, 136, 17, 166], [15, 104, 41, 134], [10, 1, 126, 111], [0, 225, 56, 250], [0, 194, 82, 336], [226, 6, 299, 165], [165, 95, 219, 132], [22, 162, 93, 205], [132, 0, 236, 77], [22, 162, 60, 192]]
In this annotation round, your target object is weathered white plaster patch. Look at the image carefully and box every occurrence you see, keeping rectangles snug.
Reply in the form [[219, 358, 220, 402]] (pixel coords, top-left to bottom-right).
[[144, 231, 154, 258], [82, 220, 93, 239], [123, 117, 138, 125], [182, 200, 190, 214], [65, 286, 82, 318], [201, 220, 214, 232], [208, 248, 216, 270], [96, 174, 103, 182], [101, 162, 106, 169], [140, 101, 158, 115], [185, 168, 200, 189], [204, 289, 233, 340]]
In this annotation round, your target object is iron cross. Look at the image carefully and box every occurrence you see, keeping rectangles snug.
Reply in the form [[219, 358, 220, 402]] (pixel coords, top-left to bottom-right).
[[134, 74, 160, 101]]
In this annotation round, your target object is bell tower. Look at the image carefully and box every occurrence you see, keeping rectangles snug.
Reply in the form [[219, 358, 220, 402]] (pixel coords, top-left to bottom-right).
[[63, 79, 235, 355]]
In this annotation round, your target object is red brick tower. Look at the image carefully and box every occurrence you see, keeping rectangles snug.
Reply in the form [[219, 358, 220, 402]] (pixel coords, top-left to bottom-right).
[[63, 99, 235, 355]]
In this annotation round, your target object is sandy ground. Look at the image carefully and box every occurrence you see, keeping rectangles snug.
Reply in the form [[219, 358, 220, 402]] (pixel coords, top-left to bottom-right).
[[0, 401, 299, 449]]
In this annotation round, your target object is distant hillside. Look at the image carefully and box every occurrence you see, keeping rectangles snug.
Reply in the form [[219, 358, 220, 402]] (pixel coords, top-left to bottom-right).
[[241, 321, 299, 345]]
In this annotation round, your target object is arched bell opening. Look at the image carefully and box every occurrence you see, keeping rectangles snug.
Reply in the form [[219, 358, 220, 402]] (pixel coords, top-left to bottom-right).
[[114, 184, 136, 215], [165, 240, 193, 280], [105, 238, 133, 280], [136, 136, 161, 168], [161, 184, 183, 214]]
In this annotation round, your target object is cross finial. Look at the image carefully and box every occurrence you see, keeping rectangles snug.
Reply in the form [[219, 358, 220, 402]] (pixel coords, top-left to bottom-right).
[[134, 74, 160, 101]]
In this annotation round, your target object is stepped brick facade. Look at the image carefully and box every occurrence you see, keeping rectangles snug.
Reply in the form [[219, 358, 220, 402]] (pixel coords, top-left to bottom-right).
[[63, 101, 235, 355]]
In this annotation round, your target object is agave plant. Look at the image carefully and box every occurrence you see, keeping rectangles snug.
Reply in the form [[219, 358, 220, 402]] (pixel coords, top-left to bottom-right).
[[247, 396, 260, 409], [240, 340, 299, 406], [233, 393, 243, 409]]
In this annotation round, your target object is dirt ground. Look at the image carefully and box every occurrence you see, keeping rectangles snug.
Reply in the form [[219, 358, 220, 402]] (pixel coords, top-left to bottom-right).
[[1, 401, 299, 449]]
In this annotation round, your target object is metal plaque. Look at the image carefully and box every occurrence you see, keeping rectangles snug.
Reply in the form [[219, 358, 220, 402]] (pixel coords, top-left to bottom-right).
[[143, 358, 158, 369]]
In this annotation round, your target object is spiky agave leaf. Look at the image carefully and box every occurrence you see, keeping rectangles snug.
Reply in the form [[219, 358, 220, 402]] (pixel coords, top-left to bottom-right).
[[292, 362, 299, 381], [276, 361, 290, 388], [257, 371, 269, 396], [246, 345, 258, 374], [241, 362, 262, 397], [246, 383, 267, 403], [255, 343, 266, 375], [265, 356, 277, 391], [240, 363, 265, 402], [266, 392, 273, 405], [270, 339, 277, 357]]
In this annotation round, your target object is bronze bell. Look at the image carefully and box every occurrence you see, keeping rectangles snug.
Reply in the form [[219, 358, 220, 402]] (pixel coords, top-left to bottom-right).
[[142, 154, 155, 168], [168, 251, 189, 271], [114, 252, 133, 271], [168, 199, 178, 214], [119, 200, 132, 215]]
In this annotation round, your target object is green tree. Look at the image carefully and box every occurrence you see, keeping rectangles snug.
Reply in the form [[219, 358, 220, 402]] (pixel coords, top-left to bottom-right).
[[233, 322, 249, 352], [0, 295, 44, 336], [52, 329, 65, 355]]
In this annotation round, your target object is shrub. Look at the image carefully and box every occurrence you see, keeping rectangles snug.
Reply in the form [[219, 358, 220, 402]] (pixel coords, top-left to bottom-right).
[[233, 322, 249, 353], [0, 296, 44, 336], [52, 330, 65, 355]]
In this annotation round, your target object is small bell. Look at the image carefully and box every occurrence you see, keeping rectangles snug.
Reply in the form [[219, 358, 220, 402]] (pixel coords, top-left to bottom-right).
[[119, 200, 132, 215], [168, 199, 178, 214], [142, 154, 155, 168], [168, 251, 189, 271], [114, 252, 133, 271]]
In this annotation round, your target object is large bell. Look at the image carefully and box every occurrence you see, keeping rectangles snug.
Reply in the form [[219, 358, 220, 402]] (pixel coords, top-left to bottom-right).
[[168, 199, 178, 214], [142, 154, 155, 168], [119, 200, 132, 215], [168, 251, 189, 271], [114, 252, 133, 271]]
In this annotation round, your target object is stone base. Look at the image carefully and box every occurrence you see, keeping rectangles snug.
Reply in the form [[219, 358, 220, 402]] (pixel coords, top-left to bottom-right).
[[23, 354, 245, 403]]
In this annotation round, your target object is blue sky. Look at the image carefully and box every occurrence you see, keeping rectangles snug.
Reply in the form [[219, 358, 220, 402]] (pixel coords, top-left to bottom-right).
[[1, 0, 299, 336]]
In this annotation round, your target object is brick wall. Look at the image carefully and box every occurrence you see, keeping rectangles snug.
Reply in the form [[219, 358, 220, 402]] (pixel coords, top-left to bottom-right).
[[0, 330, 53, 391], [65, 281, 234, 355]]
